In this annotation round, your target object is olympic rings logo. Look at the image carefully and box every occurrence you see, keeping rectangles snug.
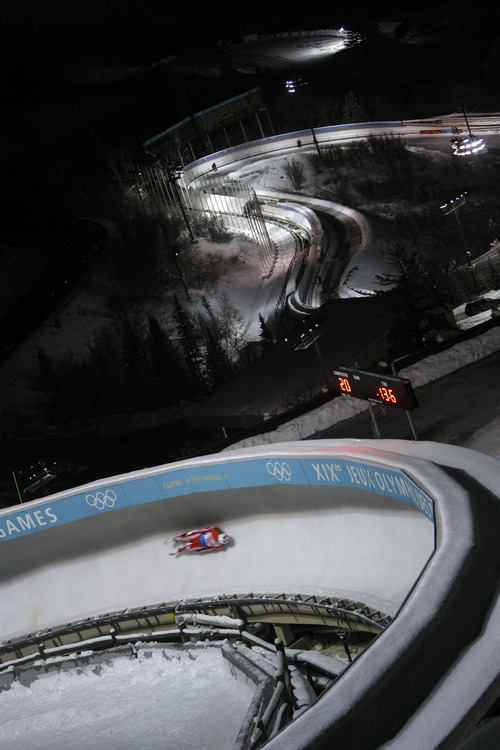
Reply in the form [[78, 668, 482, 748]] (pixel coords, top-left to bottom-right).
[[85, 489, 117, 511], [266, 461, 292, 482]]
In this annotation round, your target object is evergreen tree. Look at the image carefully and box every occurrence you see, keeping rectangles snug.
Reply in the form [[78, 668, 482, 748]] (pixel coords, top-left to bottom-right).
[[342, 91, 367, 124], [145, 314, 189, 404], [259, 313, 274, 345], [119, 316, 151, 409], [374, 241, 457, 359], [85, 329, 126, 415], [203, 327, 234, 390], [200, 295, 220, 332], [198, 294, 238, 385], [172, 294, 206, 394]]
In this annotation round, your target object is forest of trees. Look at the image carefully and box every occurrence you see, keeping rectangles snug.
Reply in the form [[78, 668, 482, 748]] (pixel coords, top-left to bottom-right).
[[36, 286, 251, 425], [33, 129, 500, 431], [3, 18, 500, 442]]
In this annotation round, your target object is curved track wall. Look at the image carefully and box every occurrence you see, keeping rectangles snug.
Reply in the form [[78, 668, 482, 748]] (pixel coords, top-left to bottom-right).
[[0, 441, 435, 641], [1, 439, 499, 748]]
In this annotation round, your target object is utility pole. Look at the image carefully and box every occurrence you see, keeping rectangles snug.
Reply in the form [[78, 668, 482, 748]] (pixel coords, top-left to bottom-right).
[[172, 247, 191, 301], [285, 320, 330, 391], [167, 164, 196, 243], [440, 193, 480, 295], [310, 126, 322, 158]]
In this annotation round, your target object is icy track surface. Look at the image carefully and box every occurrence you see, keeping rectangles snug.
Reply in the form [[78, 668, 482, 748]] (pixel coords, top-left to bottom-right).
[[0, 645, 254, 750]]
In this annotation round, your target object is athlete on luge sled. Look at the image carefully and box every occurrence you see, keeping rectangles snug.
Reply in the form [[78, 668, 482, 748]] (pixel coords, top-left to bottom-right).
[[168, 527, 230, 555]]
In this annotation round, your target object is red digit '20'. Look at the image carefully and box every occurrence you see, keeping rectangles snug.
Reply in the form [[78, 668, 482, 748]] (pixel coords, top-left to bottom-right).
[[338, 377, 351, 393]]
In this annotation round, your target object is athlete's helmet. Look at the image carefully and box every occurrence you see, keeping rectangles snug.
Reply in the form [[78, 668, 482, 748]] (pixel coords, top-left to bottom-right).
[[218, 533, 229, 545]]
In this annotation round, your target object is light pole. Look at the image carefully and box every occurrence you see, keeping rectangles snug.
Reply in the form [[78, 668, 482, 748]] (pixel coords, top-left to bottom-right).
[[285, 77, 322, 158], [172, 246, 191, 302], [285, 320, 330, 390], [440, 193, 480, 295], [166, 163, 196, 243], [450, 106, 485, 157]]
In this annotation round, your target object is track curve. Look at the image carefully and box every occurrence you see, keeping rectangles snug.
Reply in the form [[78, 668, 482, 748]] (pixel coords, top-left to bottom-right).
[[1, 439, 499, 749]]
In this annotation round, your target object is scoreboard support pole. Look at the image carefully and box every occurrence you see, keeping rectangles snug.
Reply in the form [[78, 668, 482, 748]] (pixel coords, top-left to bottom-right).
[[368, 401, 417, 440], [313, 338, 331, 391], [368, 401, 382, 438], [390, 364, 418, 440], [333, 366, 419, 441], [405, 410, 418, 440]]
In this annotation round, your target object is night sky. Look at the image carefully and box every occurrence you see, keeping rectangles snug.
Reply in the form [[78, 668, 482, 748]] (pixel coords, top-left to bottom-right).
[[2, 0, 407, 93], [0, 0, 484, 223]]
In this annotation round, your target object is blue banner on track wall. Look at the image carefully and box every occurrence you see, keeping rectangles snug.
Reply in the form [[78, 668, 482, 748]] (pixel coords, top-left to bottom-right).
[[0, 455, 434, 543]]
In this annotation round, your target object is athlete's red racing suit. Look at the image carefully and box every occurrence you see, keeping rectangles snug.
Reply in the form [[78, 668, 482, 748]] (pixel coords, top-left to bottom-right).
[[173, 527, 229, 554]]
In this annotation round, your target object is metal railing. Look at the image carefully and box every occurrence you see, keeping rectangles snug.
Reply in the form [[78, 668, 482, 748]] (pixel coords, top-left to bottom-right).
[[0, 591, 391, 672]]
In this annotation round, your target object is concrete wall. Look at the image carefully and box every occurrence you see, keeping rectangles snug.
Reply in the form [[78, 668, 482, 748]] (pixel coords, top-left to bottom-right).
[[0, 441, 436, 641], [264, 441, 500, 749], [2, 439, 499, 748]]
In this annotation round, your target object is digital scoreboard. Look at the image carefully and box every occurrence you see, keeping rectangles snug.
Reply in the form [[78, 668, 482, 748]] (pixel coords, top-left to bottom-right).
[[333, 367, 418, 411]]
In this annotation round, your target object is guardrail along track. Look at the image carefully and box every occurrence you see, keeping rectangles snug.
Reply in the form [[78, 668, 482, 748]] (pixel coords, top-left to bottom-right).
[[0, 591, 392, 670]]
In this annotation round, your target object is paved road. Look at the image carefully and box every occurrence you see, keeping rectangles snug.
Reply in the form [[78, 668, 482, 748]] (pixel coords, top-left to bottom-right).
[[307, 349, 500, 455]]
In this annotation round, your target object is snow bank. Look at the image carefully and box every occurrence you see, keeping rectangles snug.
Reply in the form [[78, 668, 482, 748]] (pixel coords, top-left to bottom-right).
[[225, 326, 500, 449], [0, 644, 254, 750], [399, 326, 500, 387]]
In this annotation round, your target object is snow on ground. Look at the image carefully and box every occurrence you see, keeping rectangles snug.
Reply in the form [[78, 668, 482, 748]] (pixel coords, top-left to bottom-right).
[[0, 645, 255, 750], [0, 218, 302, 436], [172, 30, 348, 75], [2, 148, 499, 447]]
